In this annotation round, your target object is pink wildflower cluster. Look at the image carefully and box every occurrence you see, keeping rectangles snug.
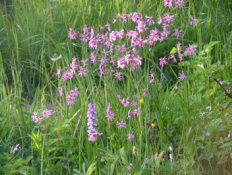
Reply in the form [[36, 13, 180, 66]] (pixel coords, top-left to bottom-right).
[[63, 9, 199, 143], [66, 10, 198, 83], [159, 42, 197, 67], [56, 56, 88, 81], [118, 95, 142, 119], [66, 87, 79, 106], [164, 0, 185, 9], [31, 109, 52, 124]]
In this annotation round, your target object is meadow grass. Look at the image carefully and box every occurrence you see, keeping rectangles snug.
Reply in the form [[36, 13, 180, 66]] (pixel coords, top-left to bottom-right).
[[0, 0, 232, 174]]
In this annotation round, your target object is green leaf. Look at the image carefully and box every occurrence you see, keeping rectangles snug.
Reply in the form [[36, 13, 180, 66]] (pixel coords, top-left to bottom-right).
[[203, 41, 220, 53], [86, 162, 96, 175], [178, 61, 191, 67], [220, 142, 232, 148], [110, 158, 119, 175], [120, 147, 128, 165]]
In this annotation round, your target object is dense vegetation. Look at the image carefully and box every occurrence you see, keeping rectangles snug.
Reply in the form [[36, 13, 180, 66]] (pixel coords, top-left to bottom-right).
[[0, 0, 231, 174]]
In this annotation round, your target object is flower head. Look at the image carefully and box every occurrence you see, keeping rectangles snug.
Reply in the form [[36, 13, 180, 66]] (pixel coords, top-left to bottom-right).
[[68, 28, 77, 40], [13, 144, 21, 154], [127, 132, 134, 141], [175, 0, 185, 8], [42, 109, 53, 119], [117, 119, 127, 129], [87, 103, 102, 142], [164, 0, 173, 8], [119, 97, 130, 107], [205, 131, 210, 136], [159, 57, 168, 67], [178, 71, 186, 81], [190, 16, 198, 26], [106, 103, 115, 121]]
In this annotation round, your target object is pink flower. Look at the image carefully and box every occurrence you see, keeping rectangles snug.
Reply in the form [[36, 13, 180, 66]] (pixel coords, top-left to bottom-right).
[[158, 15, 163, 25], [117, 57, 127, 69], [120, 97, 130, 107], [143, 88, 149, 96], [149, 71, 155, 84], [132, 101, 137, 107], [190, 15, 198, 26], [131, 55, 142, 69], [70, 57, 78, 70], [131, 12, 141, 23], [90, 51, 98, 64], [127, 132, 134, 141], [116, 44, 126, 53], [178, 52, 184, 62], [81, 58, 88, 67], [106, 103, 115, 121], [13, 144, 21, 154], [115, 71, 123, 81], [62, 68, 74, 81], [205, 132, 210, 136], [117, 29, 125, 39], [219, 81, 223, 85], [137, 20, 147, 33], [175, 86, 178, 90], [68, 28, 77, 40], [117, 119, 127, 129], [128, 109, 132, 119], [78, 67, 87, 77], [145, 16, 155, 26], [105, 22, 111, 31], [32, 109, 52, 124], [127, 163, 135, 171], [185, 44, 197, 55], [175, 0, 185, 8], [168, 54, 177, 63], [178, 71, 186, 81], [159, 57, 168, 67], [163, 13, 174, 23], [59, 87, 64, 97], [109, 31, 117, 42], [124, 54, 132, 64], [150, 71, 154, 78], [133, 107, 141, 117], [42, 109, 53, 119], [164, 0, 173, 8], [70, 87, 79, 97], [66, 95, 76, 105], [56, 67, 62, 78], [31, 112, 42, 124], [172, 29, 183, 38]]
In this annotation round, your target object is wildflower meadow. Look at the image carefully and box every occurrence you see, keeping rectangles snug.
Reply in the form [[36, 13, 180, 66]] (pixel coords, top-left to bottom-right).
[[0, 0, 231, 174]]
